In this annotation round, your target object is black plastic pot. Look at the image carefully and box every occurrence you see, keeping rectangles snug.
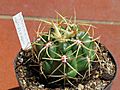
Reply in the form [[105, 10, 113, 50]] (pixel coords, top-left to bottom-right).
[[103, 50, 117, 90], [14, 44, 117, 90]]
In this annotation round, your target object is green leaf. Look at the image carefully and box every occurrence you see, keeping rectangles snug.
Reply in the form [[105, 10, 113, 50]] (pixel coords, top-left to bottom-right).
[[42, 35, 48, 42], [67, 59, 77, 77], [35, 41, 44, 51], [76, 31, 86, 40], [88, 42, 96, 60], [66, 50, 74, 60], [67, 70, 77, 77], [59, 42, 70, 54], [77, 57, 88, 71], [72, 45, 77, 52], [43, 61, 53, 74], [70, 59, 77, 70], [48, 45, 57, 58]]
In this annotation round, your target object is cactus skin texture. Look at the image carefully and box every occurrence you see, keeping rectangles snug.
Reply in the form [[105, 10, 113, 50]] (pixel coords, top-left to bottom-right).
[[33, 13, 97, 86]]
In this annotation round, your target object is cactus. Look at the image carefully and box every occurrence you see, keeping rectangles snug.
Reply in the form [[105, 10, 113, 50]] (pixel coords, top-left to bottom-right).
[[32, 13, 98, 88]]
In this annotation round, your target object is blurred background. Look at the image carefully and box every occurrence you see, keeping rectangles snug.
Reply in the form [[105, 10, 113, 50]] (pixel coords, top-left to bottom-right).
[[0, 0, 120, 90]]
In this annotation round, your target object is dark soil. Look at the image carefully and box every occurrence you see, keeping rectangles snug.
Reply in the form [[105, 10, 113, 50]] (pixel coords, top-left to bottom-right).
[[14, 43, 116, 90]]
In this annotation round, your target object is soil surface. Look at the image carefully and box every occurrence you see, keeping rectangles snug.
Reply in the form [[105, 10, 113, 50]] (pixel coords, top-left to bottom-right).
[[14, 43, 116, 90]]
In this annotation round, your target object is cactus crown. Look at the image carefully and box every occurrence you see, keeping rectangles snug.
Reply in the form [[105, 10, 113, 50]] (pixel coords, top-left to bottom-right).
[[32, 12, 99, 88]]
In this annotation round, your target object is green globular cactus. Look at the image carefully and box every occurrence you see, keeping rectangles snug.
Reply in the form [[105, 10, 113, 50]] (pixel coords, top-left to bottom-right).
[[33, 13, 98, 87]]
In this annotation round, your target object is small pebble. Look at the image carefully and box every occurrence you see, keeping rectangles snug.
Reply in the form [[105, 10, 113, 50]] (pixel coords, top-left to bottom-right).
[[78, 84, 84, 90], [20, 51, 24, 56], [19, 58, 24, 63], [38, 84, 44, 88]]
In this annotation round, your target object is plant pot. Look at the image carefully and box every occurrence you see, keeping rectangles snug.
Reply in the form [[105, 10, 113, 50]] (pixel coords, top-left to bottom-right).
[[14, 43, 117, 90], [103, 50, 117, 90]]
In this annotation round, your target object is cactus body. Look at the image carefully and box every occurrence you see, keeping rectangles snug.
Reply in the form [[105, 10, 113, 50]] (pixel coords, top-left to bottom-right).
[[33, 14, 97, 86]]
